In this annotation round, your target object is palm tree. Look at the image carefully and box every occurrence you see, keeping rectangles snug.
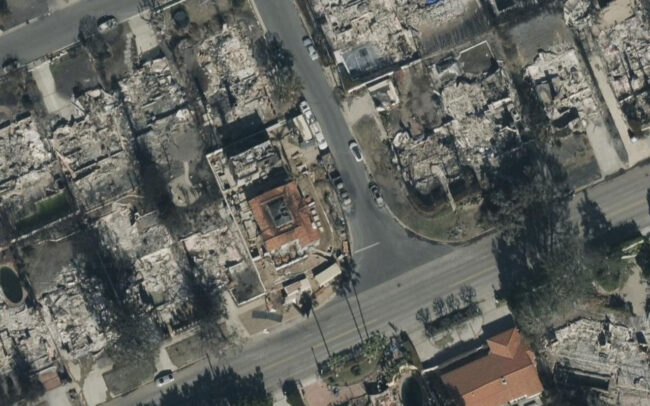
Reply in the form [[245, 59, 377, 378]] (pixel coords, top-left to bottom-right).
[[341, 258, 369, 339], [333, 272, 364, 343], [299, 292, 331, 358]]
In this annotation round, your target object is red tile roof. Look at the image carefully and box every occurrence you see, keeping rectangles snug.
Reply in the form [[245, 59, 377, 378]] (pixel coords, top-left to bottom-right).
[[248, 181, 320, 252], [441, 328, 543, 406]]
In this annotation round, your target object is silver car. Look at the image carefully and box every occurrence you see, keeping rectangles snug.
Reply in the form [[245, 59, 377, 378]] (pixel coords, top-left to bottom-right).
[[302, 36, 319, 61]]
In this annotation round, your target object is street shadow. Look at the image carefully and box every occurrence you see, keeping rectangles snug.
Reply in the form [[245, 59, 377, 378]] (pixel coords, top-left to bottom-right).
[[220, 112, 266, 153], [578, 191, 641, 251]]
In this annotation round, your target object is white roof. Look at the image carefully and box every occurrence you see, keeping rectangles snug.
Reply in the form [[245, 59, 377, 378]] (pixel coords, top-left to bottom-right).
[[314, 262, 341, 287]]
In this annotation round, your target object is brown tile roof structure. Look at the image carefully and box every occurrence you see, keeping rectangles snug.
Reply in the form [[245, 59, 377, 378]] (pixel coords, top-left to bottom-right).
[[38, 366, 62, 391], [248, 181, 320, 253], [441, 328, 543, 406]]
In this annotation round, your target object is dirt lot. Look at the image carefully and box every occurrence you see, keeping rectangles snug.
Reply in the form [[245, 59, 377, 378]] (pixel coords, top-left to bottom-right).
[[417, 0, 492, 56], [549, 131, 602, 188], [50, 46, 99, 97], [497, 12, 572, 69], [165, 333, 228, 368], [103, 357, 155, 396], [458, 41, 494, 74], [18, 235, 75, 297]]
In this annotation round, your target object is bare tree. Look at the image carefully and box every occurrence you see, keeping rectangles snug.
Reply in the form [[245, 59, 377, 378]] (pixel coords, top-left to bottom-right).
[[433, 297, 446, 318], [459, 285, 477, 306], [445, 294, 460, 312], [416, 307, 431, 325]]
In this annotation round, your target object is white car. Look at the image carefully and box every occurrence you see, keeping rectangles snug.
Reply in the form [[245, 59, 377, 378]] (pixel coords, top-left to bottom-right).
[[349, 141, 363, 162], [311, 122, 328, 150], [155, 371, 174, 388], [97, 16, 118, 33], [302, 36, 319, 61]]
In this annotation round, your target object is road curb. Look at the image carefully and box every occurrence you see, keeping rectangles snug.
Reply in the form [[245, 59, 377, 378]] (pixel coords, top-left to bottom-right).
[[381, 197, 493, 246], [248, 0, 267, 33], [0, 13, 51, 40]]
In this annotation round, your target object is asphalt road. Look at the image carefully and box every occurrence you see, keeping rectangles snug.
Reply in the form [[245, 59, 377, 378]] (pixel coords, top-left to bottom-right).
[[4, 1, 650, 405], [0, 0, 140, 63], [109, 161, 650, 406], [105, 0, 650, 404], [251, 0, 453, 290]]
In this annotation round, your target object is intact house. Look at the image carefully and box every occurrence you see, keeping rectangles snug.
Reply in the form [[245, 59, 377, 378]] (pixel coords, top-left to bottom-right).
[[441, 328, 544, 406], [248, 181, 320, 263]]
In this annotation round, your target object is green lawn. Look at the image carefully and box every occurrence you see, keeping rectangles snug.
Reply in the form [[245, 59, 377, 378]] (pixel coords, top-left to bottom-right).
[[16, 193, 72, 233], [323, 357, 379, 387]]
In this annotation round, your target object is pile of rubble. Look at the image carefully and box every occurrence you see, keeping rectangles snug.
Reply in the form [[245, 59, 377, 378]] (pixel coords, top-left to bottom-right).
[[135, 244, 189, 325], [564, 0, 592, 28], [138, 108, 203, 207], [392, 50, 519, 204], [50, 89, 136, 210], [525, 46, 599, 134], [120, 56, 186, 129], [40, 262, 112, 361], [196, 24, 274, 126], [0, 304, 54, 375], [597, 8, 650, 135], [210, 137, 282, 190], [183, 226, 252, 293], [97, 205, 190, 329], [312, 0, 417, 75], [0, 115, 59, 219], [545, 318, 650, 405], [395, 0, 475, 28]]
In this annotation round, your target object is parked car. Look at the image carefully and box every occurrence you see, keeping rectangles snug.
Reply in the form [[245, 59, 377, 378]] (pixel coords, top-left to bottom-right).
[[311, 121, 328, 150], [97, 15, 118, 33], [340, 190, 352, 206], [299, 100, 311, 116], [349, 141, 363, 162], [155, 370, 174, 388], [302, 36, 319, 61], [369, 183, 384, 208]]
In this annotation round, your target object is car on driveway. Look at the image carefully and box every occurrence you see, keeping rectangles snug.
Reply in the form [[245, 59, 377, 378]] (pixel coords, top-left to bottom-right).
[[369, 183, 384, 208], [155, 370, 174, 388], [302, 36, 319, 61], [349, 141, 363, 162]]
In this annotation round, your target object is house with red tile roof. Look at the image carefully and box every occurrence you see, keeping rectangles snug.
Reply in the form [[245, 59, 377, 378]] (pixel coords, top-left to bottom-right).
[[248, 181, 320, 255], [441, 328, 543, 406]]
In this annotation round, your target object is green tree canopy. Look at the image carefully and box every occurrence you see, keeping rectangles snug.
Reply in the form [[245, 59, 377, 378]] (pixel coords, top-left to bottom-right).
[[483, 139, 591, 336]]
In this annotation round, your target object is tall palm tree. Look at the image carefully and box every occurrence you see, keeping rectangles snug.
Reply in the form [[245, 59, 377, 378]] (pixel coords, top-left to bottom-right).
[[299, 292, 331, 358], [341, 258, 369, 340], [333, 272, 364, 343]]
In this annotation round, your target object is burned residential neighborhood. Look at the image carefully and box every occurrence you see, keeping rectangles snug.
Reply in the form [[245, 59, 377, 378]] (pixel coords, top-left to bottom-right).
[[2, 0, 650, 406]]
